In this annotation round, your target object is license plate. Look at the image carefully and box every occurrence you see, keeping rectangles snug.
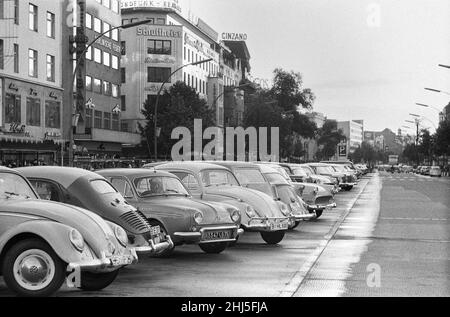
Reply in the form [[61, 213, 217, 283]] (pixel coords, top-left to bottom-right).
[[203, 230, 232, 241], [150, 225, 161, 237], [110, 255, 133, 266], [270, 222, 288, 231]]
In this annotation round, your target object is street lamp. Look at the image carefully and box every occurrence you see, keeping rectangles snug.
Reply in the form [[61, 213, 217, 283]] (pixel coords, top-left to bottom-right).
[[211, 82, 253, 126], [68, 19, 153, 167], [416, 102, 442, 113], [153, 58, 213, 160], [409, 113, 420, 118], [424, 88, 450, 96], [438, 64, 450, 69]]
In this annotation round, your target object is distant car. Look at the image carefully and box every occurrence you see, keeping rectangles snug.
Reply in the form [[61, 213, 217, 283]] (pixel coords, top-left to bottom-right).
[[0, 167, 137, 297], [321, 161, 362, 179], [421, 166, 431, 175], [18, 167, 173, 256], [429, 166, 442, 177], [328, 164, 357, 188], [307, 163, 354, 191], [97, 169, 243, 254], [287, 163, 340, 195], [152, 162, 291, 245]]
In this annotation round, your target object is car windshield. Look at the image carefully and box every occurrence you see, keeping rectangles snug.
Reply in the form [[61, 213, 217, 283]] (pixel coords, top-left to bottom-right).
[[134, 176, 189, 197], [332, 165, 346, 172], [0, 172, 37, 200], [292, 168, 308, 177], [201, 170, 239, 187], [300, 166, 314, 176], [234, 168, 267, 185], [264, 173, 289, 184], [90, 180, 117, 194]]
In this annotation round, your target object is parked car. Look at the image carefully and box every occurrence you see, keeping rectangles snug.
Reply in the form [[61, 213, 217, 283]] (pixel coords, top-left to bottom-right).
[[255, 164, 316, 226], [257, 163, 336, 218], [152, 162, 291, 245], [307, 163, 354, 191], [97, 169, 243, 254], [328, 164, 358, 187], [421, 166, 431, 175], [321, 161, 362, 179], [282, 163, 340, 195], [18, 167, 173, 257], [0, 167, 137, 297], [429, 166, 442, 177]]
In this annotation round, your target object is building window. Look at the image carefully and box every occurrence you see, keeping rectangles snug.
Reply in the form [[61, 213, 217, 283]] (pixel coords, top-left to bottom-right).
[[103, 51, 110, 67], [86, 76, 92, 91], [103, 81, 111, 96], [86, 13, 92, 29], [156, 18, 165, 25], [86, 46, 92, 60], [121, 95, 126, 111], [112, 84, 119, 98], [94, 110, 102, 128], [13, 0, 19, 24], [94, 47, 101, 63], [147, 40, 171, 55], [112, 113, 119, 131], [103, 21, 111, 37], [187, 48, 190, 62], [121, 41, 126, 55], [111, 28, 119, 41], [94, 17, 101, 33], [147, 67, 171, 83], [121, 121, 129, 132], [29, 3, 38, 31], [0, 40, 3, 69], [86, 109, 93, 128], [103, 0, 111, 9], [93, 78, 102, 94], [13, 44, 19, 73], [103, 112, 111, 129], [46, 55, 55, 82], [46, 12, 55, 38], [5, 93, 21, 123], [111, 0, 119, 14], [111, 55, 119, 69], [26, 97, 41, 126], [28, 49, 37, 77], [121, 68, 126, 83], [45, 100, 60, 128]]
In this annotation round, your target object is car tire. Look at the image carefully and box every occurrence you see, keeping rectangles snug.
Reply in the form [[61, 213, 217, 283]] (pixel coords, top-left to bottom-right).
[[149, 221, 175, 258], [291, 221, 301, 229], [315, 210, 324, 219], [199, 242, 229, 254], [2, 238, 66, 297], [260, 231, 285, 245], [79, 270, 119, 291]]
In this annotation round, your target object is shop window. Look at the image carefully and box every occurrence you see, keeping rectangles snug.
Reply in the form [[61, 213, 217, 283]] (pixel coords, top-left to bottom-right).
[[94, 110, 102, 128], [45, 100, 60, 128], [103, 112, 111, 130], [148, 40, 171, 55], [86, 109, 93, 128], [112, 113, 119, 131], [5, 93, 21, 124], [148, 67, 171, 83], [121, 121, 129, 133], [26, 97, 41, 127]]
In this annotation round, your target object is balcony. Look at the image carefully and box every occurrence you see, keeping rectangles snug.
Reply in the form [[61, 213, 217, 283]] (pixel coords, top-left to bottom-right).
[[74, 128, 142, 145]]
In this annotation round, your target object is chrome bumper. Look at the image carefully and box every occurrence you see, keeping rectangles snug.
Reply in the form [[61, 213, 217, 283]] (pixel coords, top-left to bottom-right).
[[173, 226, 241, 244], [134, 235, 175, 255], [292, 213, 316, 221], [243, 217, 290, 232]]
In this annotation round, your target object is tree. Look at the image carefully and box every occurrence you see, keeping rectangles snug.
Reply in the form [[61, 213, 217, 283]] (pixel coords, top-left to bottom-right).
[[349, 141, 378, 165], [140, 81, 215, 159], [434, 120, 450, 156], [315, 120, 346, 161]]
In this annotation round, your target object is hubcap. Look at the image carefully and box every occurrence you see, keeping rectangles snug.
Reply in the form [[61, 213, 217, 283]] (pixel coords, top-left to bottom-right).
[[13, 249, 55, 291]]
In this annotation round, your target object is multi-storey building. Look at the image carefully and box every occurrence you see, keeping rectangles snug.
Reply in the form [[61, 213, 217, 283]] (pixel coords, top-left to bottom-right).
[[337, 120, 364, 153], [0, 0, 64, 166], [61, 0, 141, 165]]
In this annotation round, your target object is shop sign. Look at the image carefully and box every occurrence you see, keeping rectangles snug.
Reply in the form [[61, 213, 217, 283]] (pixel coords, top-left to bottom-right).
[[44, 131, 62, 140], [221, 33, 248, 41], [49, 92, 59, 99], [184, 33, 218, 61], [29, 88, 38, 96], [98, 37, 121, 54], [0, 123, 32, 138], [338, 143, 347, 157], [136, 27, 182, 38], [144, 85, 161, 93], [8, 83, 19, 91], [144, 55, 176, 64], [121, 0, 182, 14]]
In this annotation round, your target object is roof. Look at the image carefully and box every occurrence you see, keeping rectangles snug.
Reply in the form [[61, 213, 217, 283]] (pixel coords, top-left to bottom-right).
[[204, 161, 260, 170], [16, 167, 104, 188], [97, 168, 175, 179], [155, 162, 230, 174]]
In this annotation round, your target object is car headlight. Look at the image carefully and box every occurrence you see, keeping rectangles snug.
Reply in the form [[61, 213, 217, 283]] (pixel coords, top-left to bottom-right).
[[277, 201, 289, 216], [114, 226, 128, 248], [230, 209, 241, 223], [245, 205, 256, 218], [69, 229, 85, 252], [193, 211, 204, 225]]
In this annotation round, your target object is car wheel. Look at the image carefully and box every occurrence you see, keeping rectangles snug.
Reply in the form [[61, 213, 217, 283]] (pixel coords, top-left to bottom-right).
[[79, 270, 119, 291], [291, 221, 301, 229], [199, 242, 229, 254], [260, 231, 285, 245], [2, 238, 66, 297], [315, 210, 324, 219], [149, 221, 175, 258]]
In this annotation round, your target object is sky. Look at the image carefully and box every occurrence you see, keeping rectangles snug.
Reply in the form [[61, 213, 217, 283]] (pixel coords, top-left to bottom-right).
[[182, 0, 450, 133]]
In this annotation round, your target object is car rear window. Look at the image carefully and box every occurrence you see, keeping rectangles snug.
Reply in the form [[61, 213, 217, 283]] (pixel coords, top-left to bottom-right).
[[90, 180, 117, 194], [234, 168, 266, 184]]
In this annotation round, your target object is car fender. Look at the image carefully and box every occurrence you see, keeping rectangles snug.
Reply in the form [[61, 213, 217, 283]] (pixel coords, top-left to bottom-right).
[[0, 220, 85, 266]]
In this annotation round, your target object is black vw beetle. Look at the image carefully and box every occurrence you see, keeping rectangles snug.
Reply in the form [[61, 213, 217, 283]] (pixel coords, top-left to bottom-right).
[[18, 167, 173, 256]]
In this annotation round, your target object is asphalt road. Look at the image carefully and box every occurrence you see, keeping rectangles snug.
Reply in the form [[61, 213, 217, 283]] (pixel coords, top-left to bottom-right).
[[0, 172, 448, 297]]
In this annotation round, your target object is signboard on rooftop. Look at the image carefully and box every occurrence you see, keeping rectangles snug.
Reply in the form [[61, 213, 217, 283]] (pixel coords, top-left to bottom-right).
[[120, 0, 182, 14]]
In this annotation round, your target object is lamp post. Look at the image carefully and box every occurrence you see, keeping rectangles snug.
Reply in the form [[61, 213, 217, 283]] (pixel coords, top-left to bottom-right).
[[438, 64, 450, 69], [152, 58, 213, 161], [424, 88, 450, 96], [68, 19, 153, 167]]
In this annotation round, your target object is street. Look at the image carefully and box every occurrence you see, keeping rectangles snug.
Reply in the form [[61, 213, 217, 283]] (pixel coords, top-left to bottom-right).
[[1, 172, 447, 297]]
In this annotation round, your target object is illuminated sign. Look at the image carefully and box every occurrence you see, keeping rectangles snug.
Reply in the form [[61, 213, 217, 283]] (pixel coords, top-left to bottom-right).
[[221, 33, 248, 41], [121, 0, 182, 14], [136, 27, 182, 38]]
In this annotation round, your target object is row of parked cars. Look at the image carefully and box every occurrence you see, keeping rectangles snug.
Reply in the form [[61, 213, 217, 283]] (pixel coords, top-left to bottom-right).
[[0, 160, 364, 296], [415, 165, 442, 177]]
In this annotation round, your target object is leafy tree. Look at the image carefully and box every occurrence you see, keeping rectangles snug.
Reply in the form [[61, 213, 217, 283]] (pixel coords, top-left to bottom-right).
[[434, 120, 450, 156], [315, 120, 346, 161], [140, 81, 215, 158]]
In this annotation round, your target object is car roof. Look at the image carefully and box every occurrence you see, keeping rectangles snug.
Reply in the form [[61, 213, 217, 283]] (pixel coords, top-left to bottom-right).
[[16, 166, 104, 188], [306, 163, 330, 167], [154, 161, 231, 173], [97, 168, 176, 178], [204, 161, 261, 169]]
